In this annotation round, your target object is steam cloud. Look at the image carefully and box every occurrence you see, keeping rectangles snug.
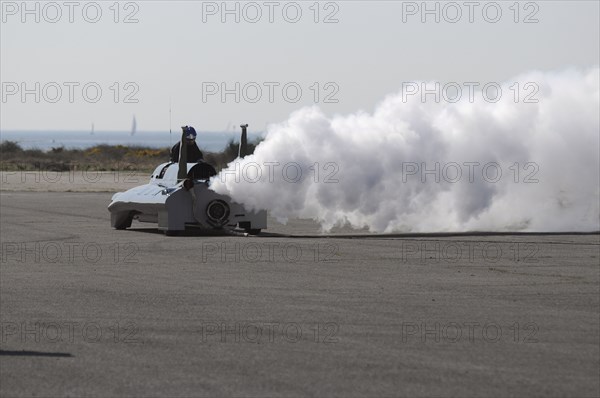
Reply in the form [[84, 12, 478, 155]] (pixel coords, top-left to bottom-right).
[[211, 67, 599, 232]]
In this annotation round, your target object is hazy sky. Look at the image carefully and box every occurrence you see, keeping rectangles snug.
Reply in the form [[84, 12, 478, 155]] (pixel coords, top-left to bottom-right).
[[1, 0, 598, 133]]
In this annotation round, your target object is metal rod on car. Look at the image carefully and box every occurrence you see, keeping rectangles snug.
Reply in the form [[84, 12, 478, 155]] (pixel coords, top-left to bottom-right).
[[239, 124, 248, 158], [177, 126, 188, 181]]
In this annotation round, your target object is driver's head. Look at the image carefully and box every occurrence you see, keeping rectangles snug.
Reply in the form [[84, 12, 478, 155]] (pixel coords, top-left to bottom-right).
[[183, 126, 197, 143]]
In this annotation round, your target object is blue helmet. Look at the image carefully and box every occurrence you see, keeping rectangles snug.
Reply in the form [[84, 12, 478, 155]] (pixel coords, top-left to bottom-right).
[[183, 126, 197, 140]]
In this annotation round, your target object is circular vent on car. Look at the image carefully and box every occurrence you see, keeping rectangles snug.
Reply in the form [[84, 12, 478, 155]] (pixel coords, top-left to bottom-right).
[[206, 200, 230, 227]]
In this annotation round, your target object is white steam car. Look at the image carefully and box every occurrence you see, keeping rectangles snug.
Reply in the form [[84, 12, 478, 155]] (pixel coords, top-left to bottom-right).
[[108, 125, 266, 236]]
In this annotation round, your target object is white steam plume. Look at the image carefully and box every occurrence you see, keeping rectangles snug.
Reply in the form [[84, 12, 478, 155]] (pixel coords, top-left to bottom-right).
[[211, 67, 600, 232]]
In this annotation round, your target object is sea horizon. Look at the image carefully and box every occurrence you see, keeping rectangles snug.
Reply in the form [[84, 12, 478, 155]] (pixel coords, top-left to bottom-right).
[[0, 129, 265, 152]]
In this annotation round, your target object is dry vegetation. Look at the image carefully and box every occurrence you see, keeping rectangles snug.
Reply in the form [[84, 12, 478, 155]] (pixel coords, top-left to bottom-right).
[[0, 139, 260, 173]]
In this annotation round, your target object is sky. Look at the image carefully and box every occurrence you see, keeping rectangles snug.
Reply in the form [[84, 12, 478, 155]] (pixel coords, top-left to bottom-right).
[[1, 0, 599, 134]]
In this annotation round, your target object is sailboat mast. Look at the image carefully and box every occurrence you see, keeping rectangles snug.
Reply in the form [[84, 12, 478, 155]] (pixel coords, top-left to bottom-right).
[[169, 98, 172, 146]]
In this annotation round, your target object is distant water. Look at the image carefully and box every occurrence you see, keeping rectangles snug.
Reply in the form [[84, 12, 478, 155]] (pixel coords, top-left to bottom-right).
[[0, 130, 263, 152]]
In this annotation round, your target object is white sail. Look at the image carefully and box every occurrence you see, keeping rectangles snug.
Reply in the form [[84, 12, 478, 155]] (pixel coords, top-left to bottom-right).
[[131, 116, 137, 136]]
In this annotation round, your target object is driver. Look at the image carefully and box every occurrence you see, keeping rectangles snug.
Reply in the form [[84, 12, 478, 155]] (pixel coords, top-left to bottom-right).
[[170, 126, 204, 163]]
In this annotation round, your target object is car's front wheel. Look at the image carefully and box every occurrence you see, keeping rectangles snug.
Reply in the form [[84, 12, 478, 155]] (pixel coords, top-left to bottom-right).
[[113, 213, 133, 230]]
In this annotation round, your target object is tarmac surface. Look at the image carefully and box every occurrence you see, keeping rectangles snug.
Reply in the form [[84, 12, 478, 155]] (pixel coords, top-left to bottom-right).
[[0, 191, 599, 397]]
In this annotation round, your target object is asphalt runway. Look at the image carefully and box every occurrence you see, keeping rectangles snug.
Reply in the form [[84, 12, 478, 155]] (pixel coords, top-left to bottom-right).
[[0, 192, 598, 397]]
